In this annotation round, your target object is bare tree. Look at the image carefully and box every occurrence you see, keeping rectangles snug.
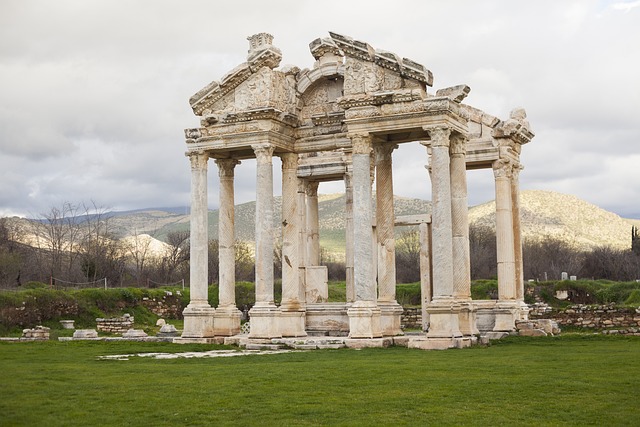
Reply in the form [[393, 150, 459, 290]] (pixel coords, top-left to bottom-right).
[[160, 230, 190, 283], [469, 224, 497, 280], [395, 229, 421, 283]]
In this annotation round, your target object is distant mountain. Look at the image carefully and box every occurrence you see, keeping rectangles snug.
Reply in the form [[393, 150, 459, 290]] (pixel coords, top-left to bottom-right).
[[8, 191, 636, 255]]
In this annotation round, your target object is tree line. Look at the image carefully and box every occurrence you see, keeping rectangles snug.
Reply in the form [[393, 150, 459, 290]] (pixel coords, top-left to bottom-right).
[[1, 202, 639, 289]]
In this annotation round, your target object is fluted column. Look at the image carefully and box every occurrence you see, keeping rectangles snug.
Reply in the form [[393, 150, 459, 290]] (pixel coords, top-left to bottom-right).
[[375, 143, 397, 302], [345, 171, 355, 303], [177, 151, 215, 342], [213, 158, 242, 336], [216, 158, 240, 307], [449, 135, 477, 336], [493, 159, 517, 301], [449, 135, 471, 299], [306, 181, 320, 266], [280, 152, 306, 337], [347, 133, 381, 338], [421, 127, 461, 341], [492, 159, 518, 332], [375, 143, 403, 336], [511, 163, 525, 301], [188, 151, 210, 308], [249, 143, 280, 339]]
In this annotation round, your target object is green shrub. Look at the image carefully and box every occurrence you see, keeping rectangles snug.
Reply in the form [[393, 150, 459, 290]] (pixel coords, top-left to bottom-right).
[[23, 281, 49, 289], [624, 289, 640, 305], [396, 282, 421, 306]]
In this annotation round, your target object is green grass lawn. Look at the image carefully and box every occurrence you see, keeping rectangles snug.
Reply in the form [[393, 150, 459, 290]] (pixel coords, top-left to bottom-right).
[[1, 334, 639, 426]]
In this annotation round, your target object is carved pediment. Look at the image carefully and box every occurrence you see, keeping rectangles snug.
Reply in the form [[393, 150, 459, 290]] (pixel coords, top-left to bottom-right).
[[328, 31, 433, 98]]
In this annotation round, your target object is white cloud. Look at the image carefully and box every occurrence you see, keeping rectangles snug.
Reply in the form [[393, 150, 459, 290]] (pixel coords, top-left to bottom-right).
[[0, 0, 638, 219]]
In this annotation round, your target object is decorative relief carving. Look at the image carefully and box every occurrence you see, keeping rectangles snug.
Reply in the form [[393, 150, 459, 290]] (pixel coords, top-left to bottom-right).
[[251, 143, 275, 163], [185, 128, 202, 140], [425, 127, 451, 148], [215, 158, 240, 178], [435, 85, 471, 103]]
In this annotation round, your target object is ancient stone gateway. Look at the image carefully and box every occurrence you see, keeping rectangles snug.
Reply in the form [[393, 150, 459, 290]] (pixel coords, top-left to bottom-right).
[[176, 33, 534, 349]]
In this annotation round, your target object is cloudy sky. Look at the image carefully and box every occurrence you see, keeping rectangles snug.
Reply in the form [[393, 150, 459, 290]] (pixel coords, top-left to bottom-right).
[[1, 0, 639, 219]]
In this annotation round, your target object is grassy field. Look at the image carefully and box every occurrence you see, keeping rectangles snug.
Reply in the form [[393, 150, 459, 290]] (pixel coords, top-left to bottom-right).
[[1, 334, 639, 426]]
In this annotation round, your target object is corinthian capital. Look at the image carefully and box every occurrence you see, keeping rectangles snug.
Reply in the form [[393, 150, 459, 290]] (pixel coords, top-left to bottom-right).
[[425, 126, 451, 148], [306, 181, 319, 197], [449, 133, 468, 156], [188, 151, 209, 171], [492, 159, 513, 179], [280, 152, 299, 170], [349, 133, 372, 155], [252, 143, 275, 164], [375, 143, 397, 164], [215, 158, 240, 178]]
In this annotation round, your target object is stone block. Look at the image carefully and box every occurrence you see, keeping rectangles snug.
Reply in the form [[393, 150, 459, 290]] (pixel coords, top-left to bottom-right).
[[518, 329, 547, 337], [73, 329, 99, 339]]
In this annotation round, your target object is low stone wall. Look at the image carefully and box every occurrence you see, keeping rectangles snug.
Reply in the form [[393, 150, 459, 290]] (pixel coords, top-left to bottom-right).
[[534, 304, 640, 331], [401, 307, 422, 330], [96, 314, 134, 334], [141, 293, 184, 318]]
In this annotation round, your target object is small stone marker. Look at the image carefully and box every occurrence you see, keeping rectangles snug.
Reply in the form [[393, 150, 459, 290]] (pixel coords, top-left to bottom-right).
[[561, 272, 568, 280], [122, 329, 148, 338], [73, 329, 99, 339], [156, 318, 166, 327], [157, 324, 179, 337], [59, 320, 75, 329]]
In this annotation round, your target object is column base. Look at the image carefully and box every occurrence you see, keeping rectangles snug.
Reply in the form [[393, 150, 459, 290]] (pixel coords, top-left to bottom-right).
[[457, 300, 479, 336], [347, 300, 382, 339], [518, 300, 530, 321], [426, 300, 462, 339], [248, 304, 282, 339], [213, 306, 242, 336], [280, 305, 307, 338], [493, 301, 519, 332], [378, 300, 404, 336], [179, 305, 216, 339]]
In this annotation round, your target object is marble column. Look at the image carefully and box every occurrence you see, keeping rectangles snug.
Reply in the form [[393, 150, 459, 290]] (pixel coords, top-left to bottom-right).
[[248, 143, 281, 339], [511, 162, 529, 320], [178, 151, 215, 341], [375, 143, 403, 336], [449, 134, 478, 336], [345, 171, 355, 303], [297, 180, 307, 302], [306, 181, 320, 266], [492, 159, 518, 332], [419, 221, 432, 332], [280, 153, 306, 337], [347, 134, 381, 339], [422, 127, 461, 339], [213, 158, 242, 336]]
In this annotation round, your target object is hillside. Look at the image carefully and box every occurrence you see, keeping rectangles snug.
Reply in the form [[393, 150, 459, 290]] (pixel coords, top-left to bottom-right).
[[5, 190, 636, 255], [468, 190, 636, 250]]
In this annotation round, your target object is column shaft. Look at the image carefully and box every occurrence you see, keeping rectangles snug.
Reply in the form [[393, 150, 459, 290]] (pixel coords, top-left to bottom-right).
[[306, 182, 320, 266], [426, 128, 454, 300], [352, 139, 375, 301], [253, 144, 276, 306], [449, 136, 471, 299], [375, 144, 397, 302], [281, 153, 301, 308], [216, 158, 239, 308], [344, 172, 355, 302], [511, 164, 525, 301], [188, 152, 210, 307], [493, 160, 517, 300]]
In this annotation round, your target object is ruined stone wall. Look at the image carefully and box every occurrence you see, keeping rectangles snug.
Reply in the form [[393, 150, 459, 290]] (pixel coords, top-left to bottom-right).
[[401, 307, 422, 330], [533, 304, 640, 334], [96, 314, 134, 334]]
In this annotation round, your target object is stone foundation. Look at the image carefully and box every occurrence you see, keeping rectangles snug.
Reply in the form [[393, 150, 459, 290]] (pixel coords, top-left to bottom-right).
[[96, 314, 134, 334], [21, 326, 50, 340]]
